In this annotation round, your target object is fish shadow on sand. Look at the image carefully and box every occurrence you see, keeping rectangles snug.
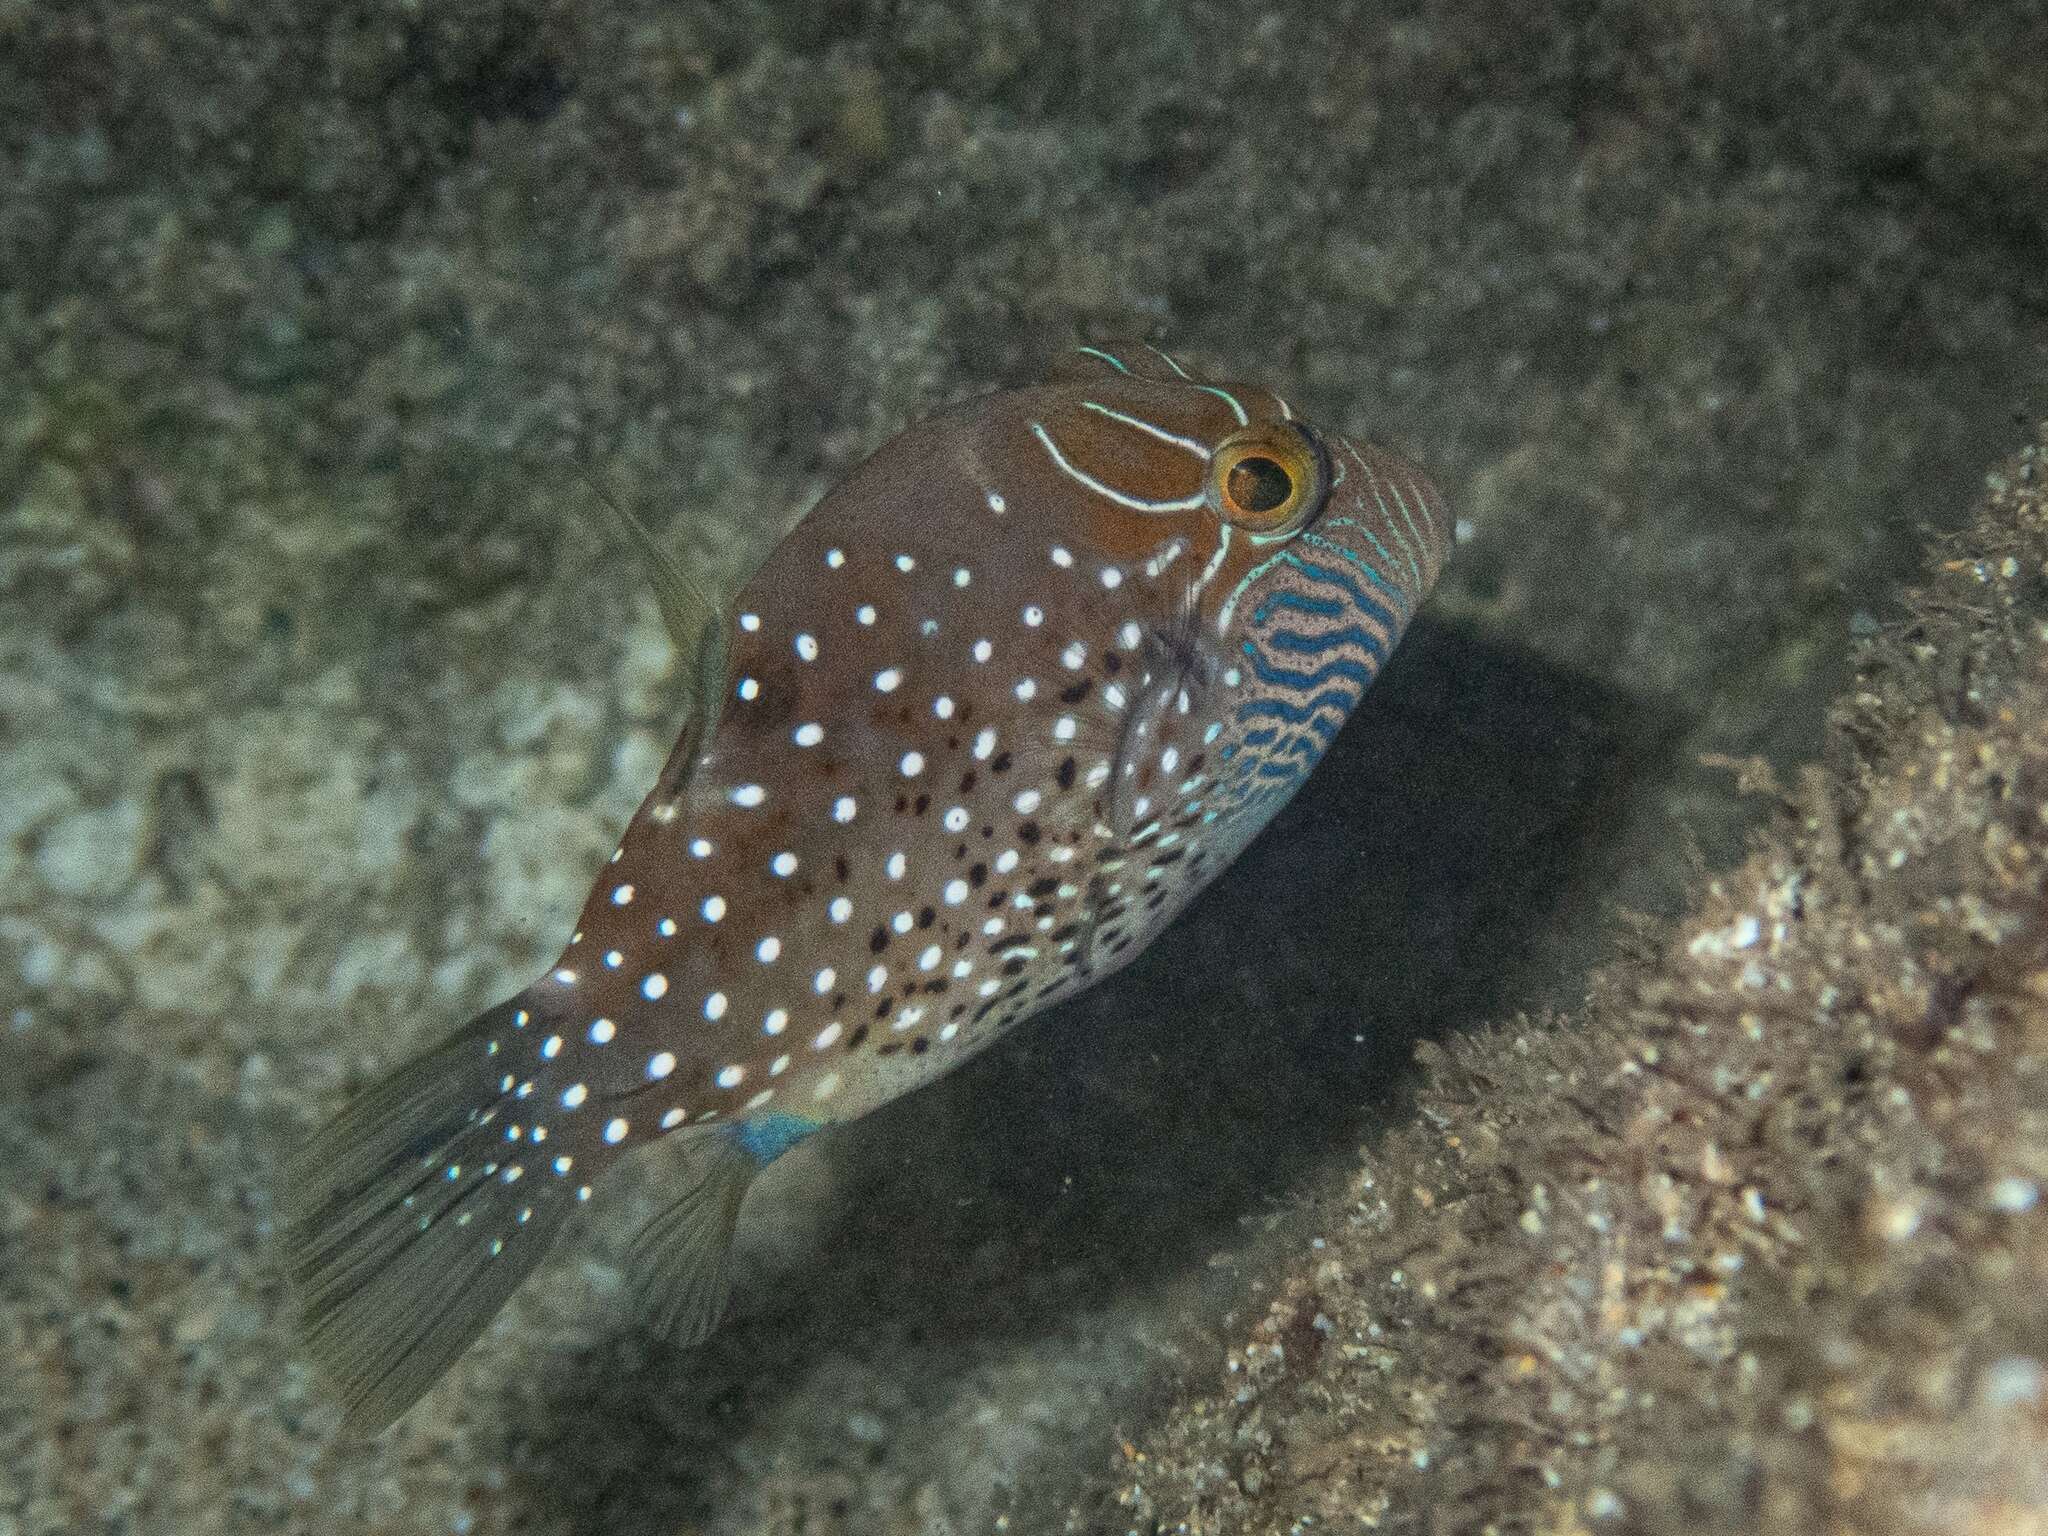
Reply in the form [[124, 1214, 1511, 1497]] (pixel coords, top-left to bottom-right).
[[503, 616, 1684, 1531]]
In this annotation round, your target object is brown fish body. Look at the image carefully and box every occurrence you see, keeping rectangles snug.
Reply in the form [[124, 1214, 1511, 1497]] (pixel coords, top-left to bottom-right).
[[283, 346, 1450, 1432]]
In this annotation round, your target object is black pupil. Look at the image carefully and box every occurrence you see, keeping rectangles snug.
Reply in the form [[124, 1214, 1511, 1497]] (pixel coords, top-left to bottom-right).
[[1228, 455, 1293, 514]]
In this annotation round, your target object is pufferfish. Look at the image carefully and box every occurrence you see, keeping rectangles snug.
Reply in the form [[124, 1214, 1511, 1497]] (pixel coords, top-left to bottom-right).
[[284, 342, 1451, 1433]]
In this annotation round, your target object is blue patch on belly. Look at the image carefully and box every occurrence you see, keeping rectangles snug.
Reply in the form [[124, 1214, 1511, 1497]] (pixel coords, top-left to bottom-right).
[[726, 1112, 820, 1165]]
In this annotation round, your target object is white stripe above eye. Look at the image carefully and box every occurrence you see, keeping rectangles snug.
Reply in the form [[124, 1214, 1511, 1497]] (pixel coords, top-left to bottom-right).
[[1144, 344, 1192, 378], [1080, 399, 1213, 459], [1077, 344, 1131, 374], [1189, 382, 1250, 425], [1030, 423, 1206, 515]]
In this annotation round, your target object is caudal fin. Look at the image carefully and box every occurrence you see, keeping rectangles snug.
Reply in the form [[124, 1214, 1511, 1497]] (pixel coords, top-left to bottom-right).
[[281, 999, 582, 1435]]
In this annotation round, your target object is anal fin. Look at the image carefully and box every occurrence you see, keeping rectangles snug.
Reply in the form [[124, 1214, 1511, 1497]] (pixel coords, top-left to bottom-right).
[[623, 1130, 759, 1345]]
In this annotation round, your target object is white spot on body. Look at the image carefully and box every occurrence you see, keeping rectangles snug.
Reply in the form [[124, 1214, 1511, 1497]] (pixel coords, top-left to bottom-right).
[[604, 1117, 629, 1144], [772, 851, 799, 877], [973, 638, 993, 663], [833, 796, 858, 823], [730, 784, 766, 807], [589, 1018, 617, 1044], [649, 1051, 676, 1079], [756, 936, 782, 963], [875, 667, 902, 692], [796, 633, 820, 661], [642, 973, 668, 1000], [704, 992, 728, 1021], [794, 722, 824, 747], [702, 895, 726, 923], [857, 604, 877, 625]]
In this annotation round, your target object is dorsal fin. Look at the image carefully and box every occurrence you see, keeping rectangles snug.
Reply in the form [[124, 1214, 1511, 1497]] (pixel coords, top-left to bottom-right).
[[577, 468, 732, 750], [1051, 339, 1209, 385]]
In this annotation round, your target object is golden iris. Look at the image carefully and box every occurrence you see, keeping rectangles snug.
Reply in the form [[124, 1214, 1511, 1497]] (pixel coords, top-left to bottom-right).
[[1209, 422, 1327, 535]]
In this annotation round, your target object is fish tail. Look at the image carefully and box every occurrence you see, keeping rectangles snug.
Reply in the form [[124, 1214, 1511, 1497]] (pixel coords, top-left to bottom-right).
[[281, 996, 588, 1436]]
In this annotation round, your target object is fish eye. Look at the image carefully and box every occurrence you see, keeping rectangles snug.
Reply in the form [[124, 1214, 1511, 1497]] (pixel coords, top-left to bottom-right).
[[1209, 422, 1327, 535]]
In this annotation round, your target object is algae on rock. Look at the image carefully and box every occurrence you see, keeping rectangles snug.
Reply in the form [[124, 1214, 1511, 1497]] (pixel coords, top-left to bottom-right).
[[1104, 423, 2048, 1534]]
